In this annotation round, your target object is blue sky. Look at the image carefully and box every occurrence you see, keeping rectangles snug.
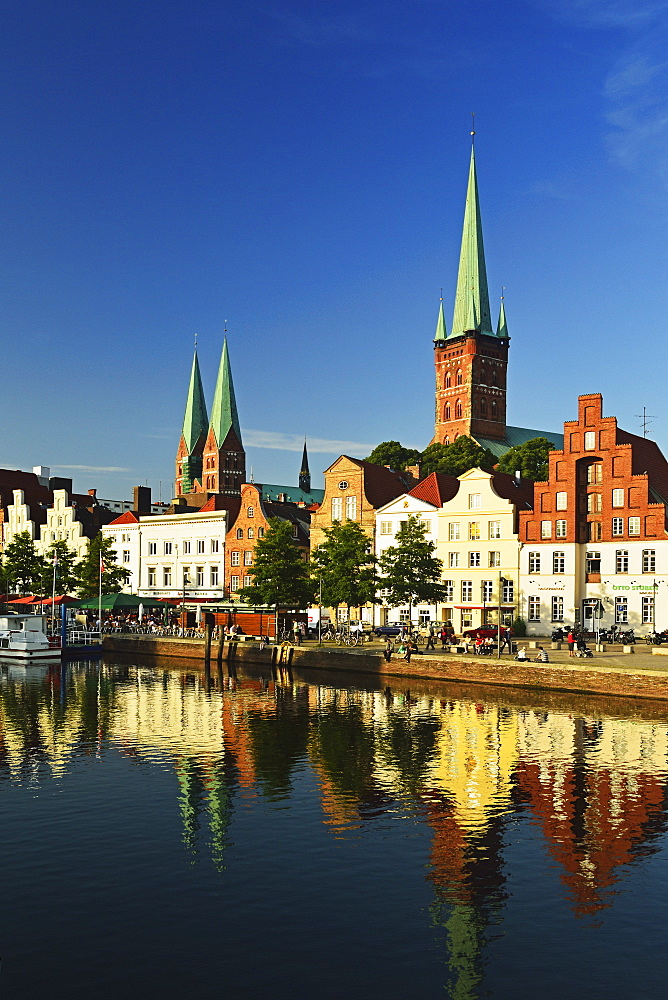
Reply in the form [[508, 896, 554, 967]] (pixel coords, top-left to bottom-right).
[[3, 0, 668, 499]]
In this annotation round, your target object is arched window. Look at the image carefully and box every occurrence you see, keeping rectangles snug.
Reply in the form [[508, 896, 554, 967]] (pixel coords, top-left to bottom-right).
[[444, 436, 450, 445], [480, 398, 487, 417], [491, 401, 498, 418], [236, 527, 243, 539], [455, 399, 462, 419], [456, 369, 463, 386], [445, 372, 451, 388], [445, 403, 451, 421], [247, 506, 254, 517], [248, 527, 254, 538]]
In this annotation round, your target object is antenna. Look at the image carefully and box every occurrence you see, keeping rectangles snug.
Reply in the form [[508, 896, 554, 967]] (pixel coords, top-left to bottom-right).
[[635, 406, 656, 438]]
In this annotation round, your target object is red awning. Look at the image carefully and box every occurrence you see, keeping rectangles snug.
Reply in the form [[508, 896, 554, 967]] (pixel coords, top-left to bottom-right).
[[42, 595, 78, 606]]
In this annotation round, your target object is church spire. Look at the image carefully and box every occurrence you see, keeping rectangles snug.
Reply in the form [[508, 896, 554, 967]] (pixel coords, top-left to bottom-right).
[[181, 349, 208, 454], [450, 146, 493, 338], [299, 440, 311, 493], [209, 337, 242, 450], [433, 296, 447, 342], [496, 295, 509, 339]]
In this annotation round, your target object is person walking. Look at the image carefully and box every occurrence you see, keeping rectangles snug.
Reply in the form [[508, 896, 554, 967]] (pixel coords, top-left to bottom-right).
[[425, 627, 436, 651], [402, 642, 412, 663], [384, 639, 393, 663], [292, 620, 302, 645], [567, 629, 575, 657]]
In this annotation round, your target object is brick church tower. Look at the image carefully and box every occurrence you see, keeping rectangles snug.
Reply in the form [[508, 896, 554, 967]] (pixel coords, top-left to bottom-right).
[[433, 144, 510, 446], [201, 337, 246, 496]]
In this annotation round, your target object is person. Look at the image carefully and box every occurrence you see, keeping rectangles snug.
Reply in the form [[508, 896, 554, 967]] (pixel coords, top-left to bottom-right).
[[299, 621, 306, 640], [474, 636, 484, 655], [402, 642, 412, 663], [440, 626, 448, 649], [292, 620, 301, 645], [567, 630, 575, 657], [500, 630, 511, 653], [515, 646, 527, 661], [534, 646, 549, 663], [425, 627, 436, 651], [384, 638, 393, 662], [259, 634, 269, 650]]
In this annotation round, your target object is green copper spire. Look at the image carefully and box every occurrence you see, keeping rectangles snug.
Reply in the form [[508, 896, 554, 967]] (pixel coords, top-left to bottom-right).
[[181, 349, 208, 454], [433, 298, 448, 342], [496, 296, 509, 339], [451, 147, 493, 338], [209, 337, 242, 449]]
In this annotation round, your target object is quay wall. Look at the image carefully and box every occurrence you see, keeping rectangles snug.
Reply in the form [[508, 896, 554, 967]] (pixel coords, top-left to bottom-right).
[[102, 636, 668, 703]]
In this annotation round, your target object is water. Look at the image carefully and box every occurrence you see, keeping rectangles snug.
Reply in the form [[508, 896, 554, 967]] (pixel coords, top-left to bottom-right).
[[1, 658, 667, 999]]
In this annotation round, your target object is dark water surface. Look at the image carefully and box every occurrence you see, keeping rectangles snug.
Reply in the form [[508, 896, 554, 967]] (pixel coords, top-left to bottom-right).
[[1, 658, 667, 999]]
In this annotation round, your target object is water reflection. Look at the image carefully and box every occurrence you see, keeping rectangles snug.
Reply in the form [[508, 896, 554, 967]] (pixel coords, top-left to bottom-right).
[[1, 659, 667, 998]]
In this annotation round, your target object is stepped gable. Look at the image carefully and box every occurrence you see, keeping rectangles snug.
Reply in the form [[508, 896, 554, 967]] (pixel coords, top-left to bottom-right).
[[617, 429, 668, 507], [408, 472, 459, 507], [355, 458, 413, 508], [489, 470, 534, 510]]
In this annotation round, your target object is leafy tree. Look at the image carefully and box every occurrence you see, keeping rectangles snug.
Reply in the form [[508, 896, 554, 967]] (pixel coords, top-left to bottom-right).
[[311, 521, 378, 620], [364, 440, 422, 472], [238, 518, 316, 622], [496, 437, 554, 482], [421, 437, 496, 477], [37, 541, 79, 596], [75, 533, 130, 598], [2, 531, 42, 594], [379, 515, 447, 625]]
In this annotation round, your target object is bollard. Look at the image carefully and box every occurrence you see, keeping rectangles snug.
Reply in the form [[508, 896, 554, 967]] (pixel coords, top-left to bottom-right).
[[204, 621, 213, 669], [216, 629, 225, 669]]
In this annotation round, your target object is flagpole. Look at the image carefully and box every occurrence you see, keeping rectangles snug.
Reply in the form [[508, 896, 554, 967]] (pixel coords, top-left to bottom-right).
[[51, 550, 58, 634], [98, 547, 103, 638]]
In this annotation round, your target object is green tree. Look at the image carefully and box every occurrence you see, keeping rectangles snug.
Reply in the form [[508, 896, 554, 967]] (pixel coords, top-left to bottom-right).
[[379, 515, 447, 626], [238, 518, 316, 623], [496, 437, 554, 482], [37, 541, 79, 596], [2, 531, 42, 595], [311, 521, 378, 620], [421, 437, 496, 477], [364, 440, 422, 472], [75, 534, 130, 598]]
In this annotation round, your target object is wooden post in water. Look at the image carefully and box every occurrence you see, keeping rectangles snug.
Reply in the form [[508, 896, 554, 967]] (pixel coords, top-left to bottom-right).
[[204, 617, 213, 672], [216, 625, 225, 670]]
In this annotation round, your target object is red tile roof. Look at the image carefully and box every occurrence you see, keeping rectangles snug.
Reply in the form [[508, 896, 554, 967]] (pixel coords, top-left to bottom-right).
[[408, 472, 459, 507], [108, 510, 140, 526]]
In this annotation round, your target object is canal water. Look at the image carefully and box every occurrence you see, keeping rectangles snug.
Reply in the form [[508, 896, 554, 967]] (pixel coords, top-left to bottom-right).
[[1, 658, 667, 999]]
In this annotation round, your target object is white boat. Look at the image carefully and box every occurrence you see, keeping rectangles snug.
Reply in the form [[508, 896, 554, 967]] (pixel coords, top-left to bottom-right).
[[0, 614, 61, 661]]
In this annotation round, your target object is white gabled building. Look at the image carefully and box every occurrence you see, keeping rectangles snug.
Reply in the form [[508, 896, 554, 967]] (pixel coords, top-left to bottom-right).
[[102, 503, 228, 600]]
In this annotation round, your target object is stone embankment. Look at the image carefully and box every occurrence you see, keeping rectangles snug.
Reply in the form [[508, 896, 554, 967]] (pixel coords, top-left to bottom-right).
[[102, 634, 668, 703]]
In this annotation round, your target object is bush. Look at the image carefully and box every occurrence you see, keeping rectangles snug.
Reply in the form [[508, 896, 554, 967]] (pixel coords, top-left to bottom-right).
[[512, 616, 527, 637]]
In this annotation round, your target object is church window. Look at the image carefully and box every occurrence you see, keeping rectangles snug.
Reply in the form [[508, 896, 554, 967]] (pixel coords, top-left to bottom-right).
[[445, 372, 451, 388], [455, 400, 462, 419], [491, 401, 498, 418], [480, 398, 487, 417], [444, 437, 450, 445], [456, 370, 463, 386], [445, 404, 451, 421]]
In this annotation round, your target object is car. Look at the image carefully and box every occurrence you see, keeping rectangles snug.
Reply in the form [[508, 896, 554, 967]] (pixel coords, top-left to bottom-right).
[[373, 623, 406, 638], [462, 626, 511, 640]]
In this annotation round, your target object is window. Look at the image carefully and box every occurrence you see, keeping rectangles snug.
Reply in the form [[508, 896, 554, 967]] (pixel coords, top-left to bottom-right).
[[469, 494, 481, 509], [616, 550, 629, 573], [194, 539, 203, 554], [247, 506, 254, 517], [380, 521, 392, 535], [236, 527, 243, 539], [553, 551, 565, 574], [345, 495, 357, 520], [455, 400, 462, 418], [588, 493, 602, 513], [481, 580, 493, 602], [292, 524, 299, 538], [122, 550, 130, 564], [502, 580, 514, 603], [612, 488, 624, 508], [587, 463, 603, 484], [589, 521, 602, 541], [541, 521, 552, 539], [469, 522, 480, 540], [231, 551, 240, 566], [422, 520, 431, 534], [615, 597, 628, 623], [586, 551, 601, 573], [461, 581, 473, 602], [183, 540, 191, 554], [148, 541, 157, 555], [449, 552, 460, 568], [243, 575, 252, 588], [182, 568, 190, 585], [445, 372, 451, 388], [628, 517, 641, 536], [230, 575, 239, 592], [584, 431, 596, 450], [449, 522, 461, 541], [528, 551, 541, 573], [210, 566, 218, 586], [528, 596, 540, 621], [555, 492, 567, 510], [163, 567, 171, 587], [643, 596, 655, 625], [443, 580, 454, 601], [612, 517, 624, 536], [247, 527, 254, 539], [211, 539, 219, 553], [147, 567, 156, 587], [488, 520, 501, 539], [196, 566, 204, 586], [469, 552, 481, 567], [164, 542, 172, 555], [331, 497, 342, 521], [643, 549, 656, 573], [555, 520, 567, 538], [244, 551, 253, 566], [258, 527, 264, 538], [445, 404, 451, 420], [551, 596, 564, 622], [456, 369, 463, 386], [489, 551, 501, 567]]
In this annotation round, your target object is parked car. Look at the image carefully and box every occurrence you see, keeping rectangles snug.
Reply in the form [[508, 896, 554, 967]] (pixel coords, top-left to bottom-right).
[[373, 623, 406, 638], [462, 626, 512, 640]]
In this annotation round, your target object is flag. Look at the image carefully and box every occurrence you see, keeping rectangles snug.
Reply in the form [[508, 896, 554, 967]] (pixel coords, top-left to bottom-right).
[[99, 553, 105, 575], [52, 552, 58, 566]]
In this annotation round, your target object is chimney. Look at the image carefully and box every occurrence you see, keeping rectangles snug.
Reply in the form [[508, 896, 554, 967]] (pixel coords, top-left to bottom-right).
[[88, 489, 97, 499], [133, 485, 151, 514]]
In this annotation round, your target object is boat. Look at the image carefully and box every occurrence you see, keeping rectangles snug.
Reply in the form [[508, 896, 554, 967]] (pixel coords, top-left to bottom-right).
[[0, 614, 62, 661]]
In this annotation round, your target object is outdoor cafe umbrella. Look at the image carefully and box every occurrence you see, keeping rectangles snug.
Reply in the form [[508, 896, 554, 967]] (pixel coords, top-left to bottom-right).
[[75, 594, 166, 611], [41, 595, 78, 607]]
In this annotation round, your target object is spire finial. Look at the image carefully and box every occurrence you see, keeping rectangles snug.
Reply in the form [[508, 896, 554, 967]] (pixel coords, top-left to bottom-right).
[[470, 112, 475, 145], [194, 331, 198, 349], [223, 319, 228, 335], [440, 287, 443, 302], [501, 285, 505, 301]]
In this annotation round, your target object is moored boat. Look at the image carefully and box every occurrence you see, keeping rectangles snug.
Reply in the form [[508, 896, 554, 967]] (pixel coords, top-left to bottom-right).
[[0, 614, 62, 661]]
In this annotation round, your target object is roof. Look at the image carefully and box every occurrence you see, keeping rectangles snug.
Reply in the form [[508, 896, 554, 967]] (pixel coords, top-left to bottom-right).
[[209, 338, 242, 450], [489, 469, 535, 509], [181, 349, 208, 454], [408, 472, 459, 507], [341, 457, 414, 509], [475, 425, 564, 460], [449, 146, 495, 340], [107, 510, 139, 526], [617, 428, 668, 507], [258, 483, 324, 505]]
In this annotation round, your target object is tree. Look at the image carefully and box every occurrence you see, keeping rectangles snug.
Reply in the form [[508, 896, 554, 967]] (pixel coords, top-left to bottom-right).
[[311, 521, 378, 620], [75, 534, 130, 598], [379, 515, 447, 625], [421, 436, 496, 477], [238, 518, 316, 624], [496, 437, 554, 482], [2, 532, 42, 595], [364, 440, 422, 472], [36, 541, 79, 596]]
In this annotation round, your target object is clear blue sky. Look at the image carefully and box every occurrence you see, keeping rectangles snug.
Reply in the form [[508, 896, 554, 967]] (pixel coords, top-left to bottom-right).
[[3, 0, 668, 500]]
